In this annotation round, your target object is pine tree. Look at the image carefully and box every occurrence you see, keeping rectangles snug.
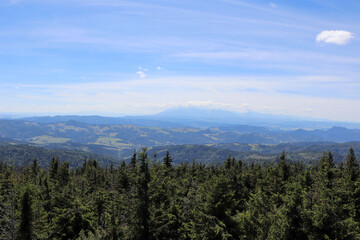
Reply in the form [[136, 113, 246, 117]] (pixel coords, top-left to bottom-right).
[[130, 152, 137, 169], [278, 151, 290, 182], [318, 151, 335, 188], [309, 151, 348, 239], [130, 148, 151, 240], [344, 147, 359, 184], [18, 186, 33, 240], [239, 188, 272, 239], [117, 160, 129, 191], [163, 150, 172, 168], [51, 199, 94, 239], [203, 176, 240, 239], [58, 162, 70, 186], [30, 158, 40, 185], [49, 156, 59, 181], [268, 182, 307, 240], [0, 163, 16, 240]]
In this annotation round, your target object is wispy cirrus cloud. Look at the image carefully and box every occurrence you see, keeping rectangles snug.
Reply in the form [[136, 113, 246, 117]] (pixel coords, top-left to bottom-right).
[[2, 75, 360, 120], [316, 30, 354, 45], [176, 49, 360, 69], [269, 2, 277, 8], [1, 0, 360, 121], [136, 71, 146, 78]]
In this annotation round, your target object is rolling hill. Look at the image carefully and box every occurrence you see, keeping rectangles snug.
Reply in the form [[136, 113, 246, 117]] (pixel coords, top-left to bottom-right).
[[0, 142, 119, 168], [1, 119, 360, 158], [143, 142, 360, 165]]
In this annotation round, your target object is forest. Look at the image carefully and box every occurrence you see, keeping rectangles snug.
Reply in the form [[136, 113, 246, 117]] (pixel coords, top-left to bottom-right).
[[1, 148, 360, 239]]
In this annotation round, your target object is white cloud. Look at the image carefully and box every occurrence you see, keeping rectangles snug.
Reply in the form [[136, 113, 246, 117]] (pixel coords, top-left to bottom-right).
[[2, 74, 360, 121], [269, 2, 277, 8], [0, 89, 350, 120], [157, 66, 163, 70], [185, 100, 214, 107], [136, 71, 146, 78], [316, 30, 354, 45]]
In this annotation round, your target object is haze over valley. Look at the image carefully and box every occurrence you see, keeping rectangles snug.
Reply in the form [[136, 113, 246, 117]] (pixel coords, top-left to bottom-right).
[[1, 107, 360, 166]]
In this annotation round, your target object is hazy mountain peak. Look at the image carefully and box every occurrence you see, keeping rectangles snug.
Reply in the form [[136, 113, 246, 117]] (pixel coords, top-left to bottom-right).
[[154, 106, 241, 120]]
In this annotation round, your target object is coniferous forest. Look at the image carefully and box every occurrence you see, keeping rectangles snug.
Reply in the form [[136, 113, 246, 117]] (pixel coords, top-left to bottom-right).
[[1, 148, 360, 239]]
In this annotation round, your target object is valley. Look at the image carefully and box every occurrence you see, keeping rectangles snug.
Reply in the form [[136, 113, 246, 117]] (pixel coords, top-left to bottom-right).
[[1, 110, 360, 166]]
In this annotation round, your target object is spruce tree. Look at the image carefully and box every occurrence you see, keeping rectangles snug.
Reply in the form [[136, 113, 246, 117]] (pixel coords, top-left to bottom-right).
[[278, 151, 290, 182], [130, 148, 150, 240], [344, 147, 359, 183], [18, 186, 33, 240], [49, 156, 59, 181], [130, 152, 137, 169], [318, 151, 335, 188], [30, 158, 40, 184], [163, 150, 172, 168]]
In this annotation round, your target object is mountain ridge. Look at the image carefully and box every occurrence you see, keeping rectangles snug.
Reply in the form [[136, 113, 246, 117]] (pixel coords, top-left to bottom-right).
[[13, 107, 360, 130]]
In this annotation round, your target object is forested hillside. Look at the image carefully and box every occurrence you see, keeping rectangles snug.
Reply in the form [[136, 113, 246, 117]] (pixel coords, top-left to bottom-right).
[[1, 148, 360, 239], [2, 140, 360, 168], [143, 142, 360, 165], [0, 143, 119, 168], [2, 119, 360, 159]]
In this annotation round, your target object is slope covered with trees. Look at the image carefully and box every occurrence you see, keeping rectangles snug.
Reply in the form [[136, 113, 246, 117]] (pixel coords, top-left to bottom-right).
[[0, 143, 119, 168], [1, 148, 360, 239], [143, 142, 360, 166], [2, 119, 360, 158]]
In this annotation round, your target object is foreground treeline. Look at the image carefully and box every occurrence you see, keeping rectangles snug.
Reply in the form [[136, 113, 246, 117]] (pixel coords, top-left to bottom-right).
[[1, 148, 360, 239]]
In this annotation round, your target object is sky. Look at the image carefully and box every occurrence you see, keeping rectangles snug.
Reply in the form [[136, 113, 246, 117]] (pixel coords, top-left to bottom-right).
[[0, 0, 359, 121]]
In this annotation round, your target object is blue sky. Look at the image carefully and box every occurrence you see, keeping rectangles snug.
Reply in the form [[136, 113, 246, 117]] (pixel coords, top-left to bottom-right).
[[0, 0, 359, 121]]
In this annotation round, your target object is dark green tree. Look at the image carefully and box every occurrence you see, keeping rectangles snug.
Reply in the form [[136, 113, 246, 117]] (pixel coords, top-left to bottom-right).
[[130, 152, 137, 169], [278, 151, 290, 182], [18, 186, 33, 240], [49, 157, 59, 181], [163, 150, 173, 168], [130, 148, 151, 240], [344, 148, 359, 184]]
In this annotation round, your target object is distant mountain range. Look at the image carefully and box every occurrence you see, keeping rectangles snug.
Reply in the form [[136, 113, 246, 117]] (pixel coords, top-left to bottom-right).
[[0, 118, 360, 158], [7, 107, 360, 129], [1, 107, 360, 166]]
